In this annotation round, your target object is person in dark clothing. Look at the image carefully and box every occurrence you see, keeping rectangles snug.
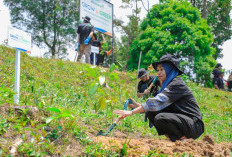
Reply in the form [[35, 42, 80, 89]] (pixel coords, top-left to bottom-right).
[[114, 54, 204, 142], [137, 68, 160, 98], [76, 16, 94, 64], [90, 33, 113, 66], [212, 63, 222, 85], [214, 72, 225, 90], [96, 47, 113, 66], [227, 73, 232, 92], [90, 33, 103, 65]]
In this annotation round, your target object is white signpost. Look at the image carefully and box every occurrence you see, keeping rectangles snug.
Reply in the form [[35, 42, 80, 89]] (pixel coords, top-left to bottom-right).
[[8, 26, 31, 104], [80, 0, 113, 36], [91, 46, 99, 65]]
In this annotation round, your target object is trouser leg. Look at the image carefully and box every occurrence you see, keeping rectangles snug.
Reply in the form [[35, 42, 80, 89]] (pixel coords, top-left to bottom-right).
[[153, 113, 184, 141], [77, 44, 85, 62], [84, 44, 91, 64], [151, 112, 204, 142]]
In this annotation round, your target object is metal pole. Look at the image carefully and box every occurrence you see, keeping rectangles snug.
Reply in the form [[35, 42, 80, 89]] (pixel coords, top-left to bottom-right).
[[112, 2, 114, 64], [135, 51, 142, 98], [94, 52, 96, 66], [14, 49, 20, 104], [74, 51, 78, 62]]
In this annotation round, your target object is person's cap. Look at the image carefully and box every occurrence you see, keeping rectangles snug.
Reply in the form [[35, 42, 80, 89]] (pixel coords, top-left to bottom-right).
[[152, 54, 184, 75], [84, 16, 91, 22], [216, 63, 222, 68], [138, 68, 150, 78]]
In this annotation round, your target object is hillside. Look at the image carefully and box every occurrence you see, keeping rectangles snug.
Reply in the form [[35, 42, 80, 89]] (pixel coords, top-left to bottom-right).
[[0, 45, 231, 156]]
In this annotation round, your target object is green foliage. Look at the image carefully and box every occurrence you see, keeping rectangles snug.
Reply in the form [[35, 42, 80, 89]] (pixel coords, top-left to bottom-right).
[[120, 137, 129, 156], [46, 107, 73, 124], [110, 63, 116, 72], [83, 142, 120, 156], [187, 0, 232, 59], [114, 0, 141, 69], [128, 0, 216, 86], [74, 131, 92, 146], [0, 117, 9, 135], [0, 85, 15, 104], [3, 0, 79, 58], [148, 149, 168, 157], [18, 141, 54, 156], [88, 83, 99, 96], [45, 126, 62, 141]]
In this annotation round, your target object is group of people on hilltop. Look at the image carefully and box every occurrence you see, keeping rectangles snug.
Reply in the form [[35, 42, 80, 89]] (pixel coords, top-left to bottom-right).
[[211, 63, 232, 91], [76, 16, 112, 66]]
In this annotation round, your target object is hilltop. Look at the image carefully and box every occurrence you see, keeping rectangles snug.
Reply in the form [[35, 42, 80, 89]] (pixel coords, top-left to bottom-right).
[[0, 45, 231, 156]]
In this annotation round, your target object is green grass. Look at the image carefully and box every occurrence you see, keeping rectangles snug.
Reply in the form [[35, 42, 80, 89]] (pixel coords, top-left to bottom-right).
[[0, 45, 231, 156]]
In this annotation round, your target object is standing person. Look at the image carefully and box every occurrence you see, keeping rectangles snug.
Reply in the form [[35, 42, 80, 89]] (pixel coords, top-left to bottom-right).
[[211, 63, 222, 85], [227, 73, 232, 92], [90, 33, 105, 65], [97, 47, 113, 66], [114, 54, 204, 142], [213, 71, 225, 90], [76, 16, 94, 64], [137, 68, 160, 98]]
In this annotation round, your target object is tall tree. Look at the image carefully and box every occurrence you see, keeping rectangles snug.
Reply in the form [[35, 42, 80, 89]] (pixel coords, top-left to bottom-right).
[[4, 0, 79, 58], [127, 0, 216, 86], [114, 0, 141, 69], [187, 0, 232, 59]]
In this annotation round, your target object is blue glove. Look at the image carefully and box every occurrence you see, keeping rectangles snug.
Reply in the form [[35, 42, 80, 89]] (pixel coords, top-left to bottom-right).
[[152, 76, 158, 84], [75, 43, 80, 51], [84, 37, 91, 45]]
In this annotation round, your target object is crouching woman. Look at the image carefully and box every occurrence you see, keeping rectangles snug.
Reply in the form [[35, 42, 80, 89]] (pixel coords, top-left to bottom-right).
[[114, 54, 204, 142]]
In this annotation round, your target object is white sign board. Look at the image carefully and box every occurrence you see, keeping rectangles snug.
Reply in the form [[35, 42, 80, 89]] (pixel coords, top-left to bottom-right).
[[91, 46, 99, 54], [8, 27, 31, 51], [80, 0, 113, 36]]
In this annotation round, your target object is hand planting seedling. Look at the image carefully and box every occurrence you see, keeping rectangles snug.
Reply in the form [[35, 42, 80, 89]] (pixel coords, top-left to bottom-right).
[[97, 98, 133, 136]]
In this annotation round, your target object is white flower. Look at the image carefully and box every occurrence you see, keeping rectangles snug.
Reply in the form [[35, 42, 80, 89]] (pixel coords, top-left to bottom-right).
[[99, 76, 105, 85]]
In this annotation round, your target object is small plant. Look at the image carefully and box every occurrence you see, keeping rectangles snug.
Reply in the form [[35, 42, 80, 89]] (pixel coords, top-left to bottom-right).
[[45, 107, 74, 124], [0, 117, 9, 135], [17, 141, 54, 156], [0, 85, 15, 104], [45, 126, 62, 142], [83, 142, 120, 156], [120, 134, 130, 156], [74, 131, 92, 145], [147, 149, 168, 157]]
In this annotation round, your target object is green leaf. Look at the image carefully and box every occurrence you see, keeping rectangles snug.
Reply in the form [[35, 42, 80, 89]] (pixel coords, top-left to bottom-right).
[[46, 117, 55, 124], [88, 84, 99, 95], [110, 63, 116, 72], [58, 126, 62, 131], [99, 97, 107, 110], [46, 107, 61, 113], [59, 112, 73, 118]]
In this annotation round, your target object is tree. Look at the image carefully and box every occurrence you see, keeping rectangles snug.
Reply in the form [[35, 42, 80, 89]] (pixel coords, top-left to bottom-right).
[[114, 0, 141, 69], [127, 0, 216, 86], [4, 0, 79, 58], [187, 0, 232, 59]]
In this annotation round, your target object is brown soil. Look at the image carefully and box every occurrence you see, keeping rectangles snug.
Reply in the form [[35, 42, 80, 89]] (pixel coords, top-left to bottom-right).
[[94, 134, 232, 156]]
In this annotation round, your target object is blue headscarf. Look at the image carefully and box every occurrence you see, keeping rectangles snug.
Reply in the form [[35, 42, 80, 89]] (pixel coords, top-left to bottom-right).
[[158, 62, 179, 93]]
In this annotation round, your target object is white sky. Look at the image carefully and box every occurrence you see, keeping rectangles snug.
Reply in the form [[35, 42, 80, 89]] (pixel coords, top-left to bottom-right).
[[0, 0, 231, 78]]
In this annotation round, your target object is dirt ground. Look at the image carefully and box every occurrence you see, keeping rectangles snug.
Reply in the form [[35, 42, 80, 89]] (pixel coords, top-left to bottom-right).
[[1, 105, 231, 156], [94, 133, 232, 156]]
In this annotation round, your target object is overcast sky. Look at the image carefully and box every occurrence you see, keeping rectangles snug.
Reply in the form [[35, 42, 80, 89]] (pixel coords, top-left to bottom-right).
[[0, 0, 231, 78]]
